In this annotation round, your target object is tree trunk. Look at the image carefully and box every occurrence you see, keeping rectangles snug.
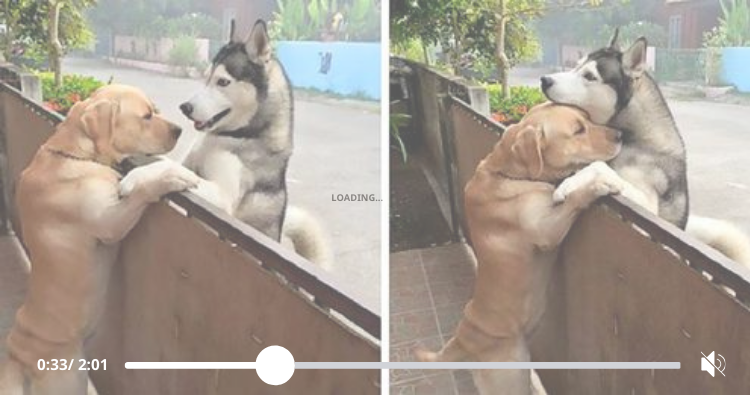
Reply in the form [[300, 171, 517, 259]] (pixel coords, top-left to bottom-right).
[[450, 8, 463, 75], [48, 0, 64, 87], [495, 0, 510, 99]]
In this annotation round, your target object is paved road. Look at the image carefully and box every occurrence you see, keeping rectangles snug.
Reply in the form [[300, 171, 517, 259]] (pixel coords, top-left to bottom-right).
[[63, 57, 382, 309], [510, 67, 750, 234]]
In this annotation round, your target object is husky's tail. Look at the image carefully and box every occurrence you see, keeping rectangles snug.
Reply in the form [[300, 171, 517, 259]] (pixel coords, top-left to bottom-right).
[[687, 216, 750, 267], [283, 206, 332, 269]]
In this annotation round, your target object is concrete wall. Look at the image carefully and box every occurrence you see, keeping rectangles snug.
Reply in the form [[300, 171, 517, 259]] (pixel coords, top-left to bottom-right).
[[276, 41, 381, 100], [114, 36, 210, 64], [722, 47, 750, 93]]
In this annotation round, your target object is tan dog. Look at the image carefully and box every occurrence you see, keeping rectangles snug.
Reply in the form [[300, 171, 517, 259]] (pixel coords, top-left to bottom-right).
[[0, 84, 199, 395], [416, 103, 625, 394]]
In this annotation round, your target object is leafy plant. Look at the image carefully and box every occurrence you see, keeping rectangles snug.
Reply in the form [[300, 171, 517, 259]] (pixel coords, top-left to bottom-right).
[[719, 0, 750, 46], [271, 0, 380, 41], [37, 72, 105, 115], [168, 35, 199, 69], [390, 110, 411, 163], [271, 0, 314, 41], [486, 85, 545, 124]]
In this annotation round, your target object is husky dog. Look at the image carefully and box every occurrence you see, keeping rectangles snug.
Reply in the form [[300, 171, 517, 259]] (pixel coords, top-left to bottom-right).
[[180, 20, 330, 266], [541, 30, 750, 265]]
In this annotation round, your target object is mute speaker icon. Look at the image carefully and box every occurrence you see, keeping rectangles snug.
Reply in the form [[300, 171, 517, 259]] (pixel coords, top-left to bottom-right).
[[701, 351, 726, 377]]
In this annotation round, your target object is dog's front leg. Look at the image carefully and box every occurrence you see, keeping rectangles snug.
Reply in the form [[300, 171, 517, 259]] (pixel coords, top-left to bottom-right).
[[523, 173, 623, 250], [553, 161, 657, 212], [83, 161, 199, 244]]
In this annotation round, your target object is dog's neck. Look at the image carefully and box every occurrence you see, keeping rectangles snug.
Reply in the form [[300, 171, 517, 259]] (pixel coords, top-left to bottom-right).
[[46, 121, 122, 169], [610, 74, 685, 153]]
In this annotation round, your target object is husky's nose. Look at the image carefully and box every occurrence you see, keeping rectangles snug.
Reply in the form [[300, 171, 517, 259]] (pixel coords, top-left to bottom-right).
[[540, 76, 554, 91], [179, 102, 193, 117]]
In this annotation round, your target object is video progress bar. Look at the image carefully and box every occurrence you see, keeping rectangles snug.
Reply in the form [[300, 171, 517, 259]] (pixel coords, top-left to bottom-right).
[[125, 362, 680, 370]]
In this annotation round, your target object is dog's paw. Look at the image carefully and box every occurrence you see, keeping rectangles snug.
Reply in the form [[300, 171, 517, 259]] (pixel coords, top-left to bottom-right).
[[592, 178, 624, 197], [119, 160, 199, 201], [152, 164, 201, 197], [553, 173, 588, 203]]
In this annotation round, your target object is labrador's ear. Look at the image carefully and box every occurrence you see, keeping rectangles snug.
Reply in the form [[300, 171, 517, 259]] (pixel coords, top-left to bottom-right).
[[511, 125, 546, 179], [245, 19, 271, 63], [623, 37, 648, 78], [80, 99, 120, 159]]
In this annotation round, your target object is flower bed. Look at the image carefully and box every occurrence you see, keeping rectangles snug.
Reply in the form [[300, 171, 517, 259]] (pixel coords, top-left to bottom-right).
[[38, 73, 105, 115], [486, 84, 546, 125]]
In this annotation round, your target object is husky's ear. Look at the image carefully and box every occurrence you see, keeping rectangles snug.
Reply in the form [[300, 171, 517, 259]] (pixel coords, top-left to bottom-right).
[[608, 28, 620, 49], [245, 19, 271, 63], [228, 19, 237, 43], [623, 37, 648, 78], [511, 125, 546, 179]]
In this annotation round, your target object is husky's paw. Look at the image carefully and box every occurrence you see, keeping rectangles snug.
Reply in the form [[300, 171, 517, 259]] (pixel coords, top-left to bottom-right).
[[120, 160, 199, 201], [553, 161, 616, 203]]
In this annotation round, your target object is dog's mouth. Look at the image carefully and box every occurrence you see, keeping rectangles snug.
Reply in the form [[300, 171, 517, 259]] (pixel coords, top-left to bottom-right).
[[194, 109, 231, 131]]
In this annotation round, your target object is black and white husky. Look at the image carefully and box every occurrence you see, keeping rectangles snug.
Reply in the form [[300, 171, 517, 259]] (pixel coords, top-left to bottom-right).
[[542, 30, 750, 265], [180, 20, 330, 266]]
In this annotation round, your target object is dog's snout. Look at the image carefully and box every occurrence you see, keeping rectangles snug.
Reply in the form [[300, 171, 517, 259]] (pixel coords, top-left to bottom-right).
[[179, 102, 193, 117], [540, 76, 554, 91]]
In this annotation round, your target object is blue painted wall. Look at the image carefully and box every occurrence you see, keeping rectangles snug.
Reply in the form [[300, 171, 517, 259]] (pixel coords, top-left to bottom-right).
[[276, 41, 380, 100], [722, 47, 750, 93]]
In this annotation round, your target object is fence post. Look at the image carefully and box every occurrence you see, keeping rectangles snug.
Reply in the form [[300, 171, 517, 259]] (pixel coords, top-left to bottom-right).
[[0, 65, 42, 234], [0, 89, 8, 235]]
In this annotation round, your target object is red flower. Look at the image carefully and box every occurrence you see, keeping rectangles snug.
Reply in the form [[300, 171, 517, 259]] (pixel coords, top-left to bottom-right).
[[68, 93, 81, 103]]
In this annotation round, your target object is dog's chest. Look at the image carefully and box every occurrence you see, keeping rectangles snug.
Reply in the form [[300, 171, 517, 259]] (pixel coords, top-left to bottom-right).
[[189, 136, 289, 189]]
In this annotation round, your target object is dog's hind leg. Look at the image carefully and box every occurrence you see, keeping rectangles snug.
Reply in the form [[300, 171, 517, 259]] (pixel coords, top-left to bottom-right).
[[414, 336, 469, 362], [473, 338, 532, 395]]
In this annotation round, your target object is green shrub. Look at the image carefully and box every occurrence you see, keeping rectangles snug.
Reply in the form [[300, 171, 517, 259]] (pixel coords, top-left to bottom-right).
[[168, 35, 198, 68], [486, 85, 546, 124], [37, 72, 105, 115]]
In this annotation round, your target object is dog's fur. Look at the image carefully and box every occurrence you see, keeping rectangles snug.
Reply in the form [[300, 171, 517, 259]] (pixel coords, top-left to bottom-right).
[[180, 20, 330, 267], [542, 31, 750, 266], [0, 85, 199, 395], [416, 104, 625, 395]]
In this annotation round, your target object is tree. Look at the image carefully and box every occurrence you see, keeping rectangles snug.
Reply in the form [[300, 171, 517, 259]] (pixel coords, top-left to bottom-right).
[[391, 0, 542, 75], [5, 0, 96, 83], [0, 0, 26, 60]]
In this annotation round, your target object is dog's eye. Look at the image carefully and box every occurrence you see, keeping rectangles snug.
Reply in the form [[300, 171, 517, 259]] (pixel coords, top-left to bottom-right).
[[217, 78, 231, 87], [144, 112, 153, 120], [575, 127, 586, 135], [583, 72, 597, 81]]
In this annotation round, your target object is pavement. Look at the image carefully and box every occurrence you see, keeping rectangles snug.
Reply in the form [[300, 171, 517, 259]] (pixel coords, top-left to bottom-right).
[[61, 57, 382, 309], [509, 66, 750, 234]]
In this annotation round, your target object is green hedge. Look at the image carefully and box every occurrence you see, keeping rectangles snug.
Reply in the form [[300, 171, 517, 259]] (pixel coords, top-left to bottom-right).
[[486, 84, 546, 125]]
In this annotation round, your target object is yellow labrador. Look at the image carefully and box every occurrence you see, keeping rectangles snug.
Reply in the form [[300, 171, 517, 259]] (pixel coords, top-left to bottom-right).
[[416, 103, 625, 395], [0, 84, 199, 395]]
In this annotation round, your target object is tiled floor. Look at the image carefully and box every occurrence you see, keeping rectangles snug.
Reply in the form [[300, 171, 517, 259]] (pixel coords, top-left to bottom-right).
[[390, 243, 479, 394]]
